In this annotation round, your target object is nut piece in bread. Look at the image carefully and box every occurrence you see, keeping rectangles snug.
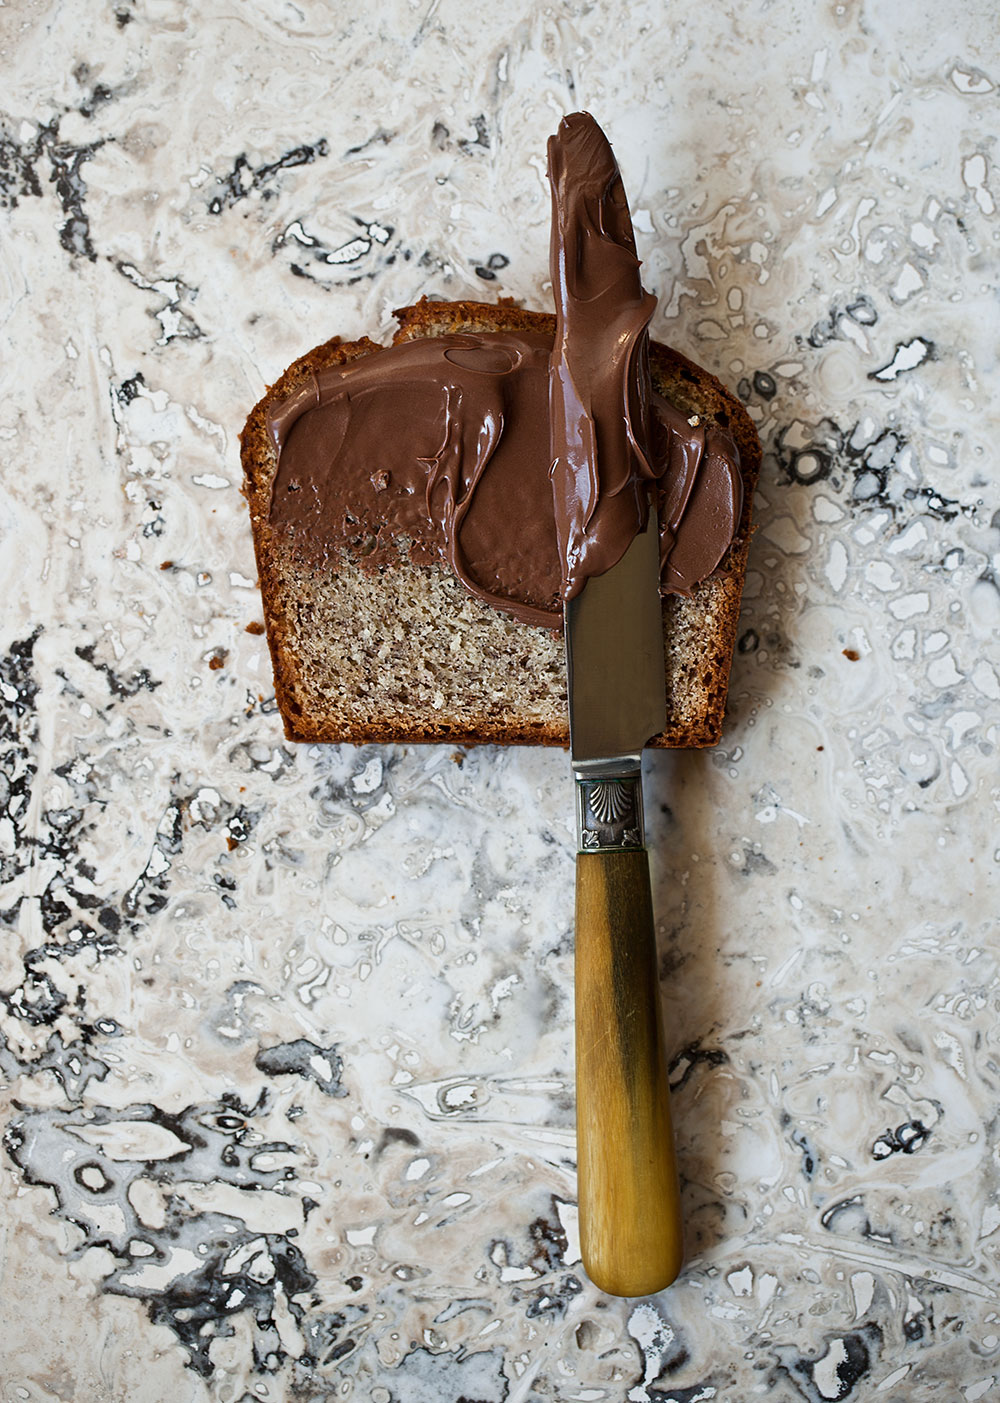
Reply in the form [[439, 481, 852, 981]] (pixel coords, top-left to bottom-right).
[[240, 298, 760, 748]]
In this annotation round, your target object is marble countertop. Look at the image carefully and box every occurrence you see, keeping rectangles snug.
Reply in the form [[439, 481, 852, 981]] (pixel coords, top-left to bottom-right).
[[2, 1, 998, 1398]]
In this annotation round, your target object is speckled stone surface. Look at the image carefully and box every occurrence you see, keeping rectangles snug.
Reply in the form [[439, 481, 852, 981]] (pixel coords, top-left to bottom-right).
[[2, 1, 999, 1399]]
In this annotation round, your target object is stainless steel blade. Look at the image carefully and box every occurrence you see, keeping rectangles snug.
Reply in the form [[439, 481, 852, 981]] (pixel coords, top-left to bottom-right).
[[565, 507, 667, 776]]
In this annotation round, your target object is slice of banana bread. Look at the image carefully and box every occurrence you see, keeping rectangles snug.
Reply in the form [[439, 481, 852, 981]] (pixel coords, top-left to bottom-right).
[[240, 298, 759, 748]]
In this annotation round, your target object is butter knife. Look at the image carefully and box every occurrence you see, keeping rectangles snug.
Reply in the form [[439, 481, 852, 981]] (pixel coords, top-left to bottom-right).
[[566, 504, 683, 1296], [546, 110, 683, 1294]]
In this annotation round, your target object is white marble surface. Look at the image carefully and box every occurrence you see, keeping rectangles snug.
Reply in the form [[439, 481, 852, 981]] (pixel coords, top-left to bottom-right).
[[1, 1, 999, 1398]]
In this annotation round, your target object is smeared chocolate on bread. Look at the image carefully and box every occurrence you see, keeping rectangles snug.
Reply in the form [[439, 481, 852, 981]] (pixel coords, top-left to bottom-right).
[[240, 298, 760, 748]]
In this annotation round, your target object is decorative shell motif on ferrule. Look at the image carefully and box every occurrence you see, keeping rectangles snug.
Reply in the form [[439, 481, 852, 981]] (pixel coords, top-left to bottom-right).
[[588, 779, 632, 824], [577, 774, 644, 852]]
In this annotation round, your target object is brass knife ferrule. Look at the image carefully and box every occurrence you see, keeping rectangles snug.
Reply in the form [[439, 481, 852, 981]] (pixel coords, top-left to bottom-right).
[[575, 767, 645, 853]]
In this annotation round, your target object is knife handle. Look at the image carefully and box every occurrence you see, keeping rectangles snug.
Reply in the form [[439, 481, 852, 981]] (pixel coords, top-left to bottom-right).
[[575, 847, 683, 1295]]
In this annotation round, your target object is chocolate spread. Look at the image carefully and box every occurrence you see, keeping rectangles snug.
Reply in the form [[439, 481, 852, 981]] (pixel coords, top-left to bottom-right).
[[266, 113, 743, 629], [547, 111, 658, 599]]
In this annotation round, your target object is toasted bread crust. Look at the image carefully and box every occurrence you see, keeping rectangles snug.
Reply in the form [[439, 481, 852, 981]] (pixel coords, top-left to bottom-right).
[[240, 299, 760, 748]]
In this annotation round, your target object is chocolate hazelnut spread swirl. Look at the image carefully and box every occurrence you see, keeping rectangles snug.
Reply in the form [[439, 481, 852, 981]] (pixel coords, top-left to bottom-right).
[[266, 114, 743, 629], [547, 111, 743, 602], [547, 111, 659, 599]]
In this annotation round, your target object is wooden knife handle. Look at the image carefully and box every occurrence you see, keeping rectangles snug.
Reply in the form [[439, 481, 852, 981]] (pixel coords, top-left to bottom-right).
[[575, 848, 683, 1295]]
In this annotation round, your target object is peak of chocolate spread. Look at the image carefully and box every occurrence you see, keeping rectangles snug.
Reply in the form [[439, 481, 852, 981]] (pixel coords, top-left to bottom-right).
[[266, 114, 743, 629], [547, 111, 658, 600]]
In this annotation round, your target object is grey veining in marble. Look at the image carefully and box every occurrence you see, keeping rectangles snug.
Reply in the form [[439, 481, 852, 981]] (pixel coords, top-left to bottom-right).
[[1, 1, 998, 1399]]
